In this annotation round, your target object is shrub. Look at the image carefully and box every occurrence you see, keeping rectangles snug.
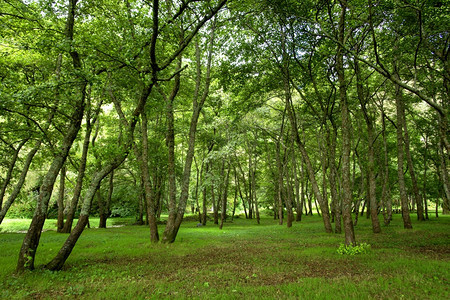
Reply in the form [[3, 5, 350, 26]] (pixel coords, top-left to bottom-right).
[[337, 242, 371, 255]]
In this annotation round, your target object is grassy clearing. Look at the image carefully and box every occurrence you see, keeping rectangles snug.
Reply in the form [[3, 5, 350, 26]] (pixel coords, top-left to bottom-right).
[[0, 214, 449, 299]]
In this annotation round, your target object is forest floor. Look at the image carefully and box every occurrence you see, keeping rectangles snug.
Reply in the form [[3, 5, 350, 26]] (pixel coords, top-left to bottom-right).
[[0, 214, 449, 299]]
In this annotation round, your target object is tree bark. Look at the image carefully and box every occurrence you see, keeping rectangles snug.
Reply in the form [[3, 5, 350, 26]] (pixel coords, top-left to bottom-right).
[[61, 96, 100, 233], [45, 160, 120, 271], [381, 110, 393, 225], [161, 21, 217, 243], [400, 102, 425, 220], [56, 164, 66, 232], [355, 56, 381, 233], [16, 95, 86, 272], [0, 143, 40, 225], [219, 164, 231, 229], [394, 69, 413, 229], [336, 2, 356, 245], [328, 123, 341, 233], [0, 139, 27, 210]]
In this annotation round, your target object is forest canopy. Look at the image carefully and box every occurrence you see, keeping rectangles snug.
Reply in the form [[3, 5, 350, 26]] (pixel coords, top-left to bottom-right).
[[0, 0, 449, 273]]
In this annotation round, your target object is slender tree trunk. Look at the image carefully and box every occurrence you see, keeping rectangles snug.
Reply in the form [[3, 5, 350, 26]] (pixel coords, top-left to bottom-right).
[[276, 140, 284, 225], [381, 111, 393, 225], [394, 68, 413, 229], [215, 162, 225, 224], [219, 164, 230, 229], [56, 165, 66, 232], [355, 57, 381, 233], [162, 22, 217, 243], [328, 124, 341, 233], [0, 143, 40, 225], [422, 136, 429, 219], [202, 163, 209, 225], [105, 171, 114, 223], [0, 139, 27, 210], [250, 147, 260, 225], [284, 71, 332, 233], [16, 97, 86, 272], [235, 164, 247, 219], [336, 2, 356, 245], [439, 138, 450, 214], [45, 160, 120, 271], [193, 158, 201, 222], [401, 104, 425, 220], [300, 161, 306, 217], [236, 156, 251, 219], [61, 97, 100, 233], [293, 150, 302, 221], [232, 169, 238, 221], [285, 163, 294, 228], [17, 17, 87, 270]]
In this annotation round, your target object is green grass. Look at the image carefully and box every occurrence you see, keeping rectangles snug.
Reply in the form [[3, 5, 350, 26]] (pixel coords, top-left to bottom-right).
[[0, 214, 449, 299]]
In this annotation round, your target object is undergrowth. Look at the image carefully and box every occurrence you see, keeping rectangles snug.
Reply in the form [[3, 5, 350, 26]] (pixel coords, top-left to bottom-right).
[[0, 214, 449, 299]]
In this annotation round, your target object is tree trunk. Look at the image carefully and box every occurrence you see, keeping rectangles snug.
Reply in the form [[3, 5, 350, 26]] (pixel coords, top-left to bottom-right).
[[231, 169, 238, 221], [285, 163, 294, 228], [0, 144, 40, 225], [45, 161, 119, 271], [394, 69, 413, 229], [400, 103, 425, 220], [194, 158, 201, 223], [140, 109, 159, 242], [61, 99, 99, 233], [56, 164, 66, 232], [328, 123, 341, 233], [381, 110, 393, 225], [0, 139, 27, 210], [161, 23, 217, 243], [355, 56, 381, 233], [283, 67, 332, 233], [202, 163, 209, 225], [219, 164, 231, 229], [17, 11, 87, 269], [337, 2, 356, 245], [276, 140, 284, 225], [16, 96, 86, 272], [251, 149, 260, 225], [423, 137, 429, 219], [292, 148, 302, 222], [439, 138, 450, 214]]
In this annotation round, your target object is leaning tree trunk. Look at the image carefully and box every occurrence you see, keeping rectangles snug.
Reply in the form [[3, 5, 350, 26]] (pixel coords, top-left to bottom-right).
[[16, 96, 86, 272], [0, 143, 40, 225], [61, 98, 100, 233], [0, 139, 27, 210], [45, 160, 120, 271], [16, 0, 87, 272], [280, 39, 332, 231], [286, 100, 332, 233]]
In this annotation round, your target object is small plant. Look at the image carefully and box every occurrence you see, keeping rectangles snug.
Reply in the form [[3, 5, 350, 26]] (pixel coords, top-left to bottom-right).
[[337, 242, 371, 255]]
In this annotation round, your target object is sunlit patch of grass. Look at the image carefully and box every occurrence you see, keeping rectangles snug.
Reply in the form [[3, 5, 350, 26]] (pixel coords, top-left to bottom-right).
[[0, 214, 449, 299]]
